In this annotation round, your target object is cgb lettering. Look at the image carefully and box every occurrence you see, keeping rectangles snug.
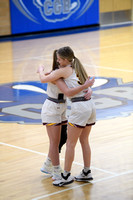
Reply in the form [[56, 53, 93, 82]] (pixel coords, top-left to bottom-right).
[[44, 0, 70, 16]]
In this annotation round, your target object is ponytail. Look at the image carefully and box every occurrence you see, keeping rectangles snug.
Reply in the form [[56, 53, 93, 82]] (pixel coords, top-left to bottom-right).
[[73, 57, 88, 84], [57, 46, 88, 84], [52, 50, 59, 70]]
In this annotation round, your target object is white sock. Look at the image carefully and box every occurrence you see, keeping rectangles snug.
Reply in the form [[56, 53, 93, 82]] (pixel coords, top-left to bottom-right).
[[63, 170, 70, 176], [53, 165, 61, 172], [45, 156, 52, 165], [84, 167, 90, 173]]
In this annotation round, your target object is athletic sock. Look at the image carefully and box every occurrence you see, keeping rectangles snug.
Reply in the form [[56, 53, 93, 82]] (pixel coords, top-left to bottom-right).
[[84, 167, 90, 173], [45, 156, 52, 165], [53, 165, 61, 171], [63, 170, 70, 176]]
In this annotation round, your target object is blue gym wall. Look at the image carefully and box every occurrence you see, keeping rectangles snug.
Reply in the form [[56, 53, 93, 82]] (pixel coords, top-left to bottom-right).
[[9, 0, 99, 34]]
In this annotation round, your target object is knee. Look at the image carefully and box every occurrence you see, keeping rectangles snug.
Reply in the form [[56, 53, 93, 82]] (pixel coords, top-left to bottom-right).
[[66, 140, 76, 150], [50, 140, 59, 149], [79, 137, 88, 145]]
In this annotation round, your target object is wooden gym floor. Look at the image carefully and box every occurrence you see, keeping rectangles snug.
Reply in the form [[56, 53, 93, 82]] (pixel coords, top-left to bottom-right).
[[0, 25, 133, 200]]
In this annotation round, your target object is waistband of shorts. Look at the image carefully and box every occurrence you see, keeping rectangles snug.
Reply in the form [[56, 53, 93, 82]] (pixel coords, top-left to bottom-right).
[[47, 96, 66, 103], [71, 97, 91, 102]]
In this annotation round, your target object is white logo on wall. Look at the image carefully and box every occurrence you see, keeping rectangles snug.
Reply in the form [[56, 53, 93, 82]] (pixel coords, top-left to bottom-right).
[[11, 0, 94, 23], [33, 0, 80, 22]]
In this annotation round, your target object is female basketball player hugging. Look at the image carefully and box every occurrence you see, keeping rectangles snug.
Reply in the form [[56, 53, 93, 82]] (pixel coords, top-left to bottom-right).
[[37, 46, 96, 186]]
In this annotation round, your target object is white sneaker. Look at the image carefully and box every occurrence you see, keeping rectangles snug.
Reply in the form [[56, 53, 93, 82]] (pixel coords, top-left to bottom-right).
[[74, 169, 93, 182], [52, 167, 63, 180], [40, 162, 53, 175], [53, 173, 74, 187]]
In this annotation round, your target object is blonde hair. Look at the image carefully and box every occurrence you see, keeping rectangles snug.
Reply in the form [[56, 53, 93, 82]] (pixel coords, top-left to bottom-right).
[[57, 46, 88, 84]]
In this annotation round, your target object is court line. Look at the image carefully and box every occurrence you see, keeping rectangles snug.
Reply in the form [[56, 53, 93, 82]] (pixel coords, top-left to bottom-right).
[[1, 141, 132, 199], [1, 60, 132, 74], [0, 56, 50, 63], [0, 58, 132, 74], [32, 170, 133, 200], [0, 141, 46, 156], [0, 42, 133, 64], [84, 64, 133, 73], [77, 42, 133, 51], [0, 141, 117, 175]]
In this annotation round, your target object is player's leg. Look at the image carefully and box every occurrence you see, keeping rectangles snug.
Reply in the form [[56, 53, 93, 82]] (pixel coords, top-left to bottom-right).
[[41, 125, 61, 176], [80, 125, 92, 167], [46, 125, 61, 165], [75, 125, 93, 181], [53, 125, 83, 186], [64, 125, 82, 171]]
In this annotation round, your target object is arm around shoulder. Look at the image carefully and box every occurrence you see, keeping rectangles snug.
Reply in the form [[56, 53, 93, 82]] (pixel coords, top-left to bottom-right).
[[37, 65, 65, 83], [55, 79, 86, 97]]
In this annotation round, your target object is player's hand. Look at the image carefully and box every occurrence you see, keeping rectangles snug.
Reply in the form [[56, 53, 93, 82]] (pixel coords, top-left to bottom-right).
[[84, 88, 92, 99], [37, 65, 44, 73], [84, 76, 95, 88]]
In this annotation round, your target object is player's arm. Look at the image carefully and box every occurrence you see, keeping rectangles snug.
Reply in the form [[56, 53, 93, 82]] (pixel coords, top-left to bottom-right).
[[37, 65, 65, 83], [55, 77, 94, 97]]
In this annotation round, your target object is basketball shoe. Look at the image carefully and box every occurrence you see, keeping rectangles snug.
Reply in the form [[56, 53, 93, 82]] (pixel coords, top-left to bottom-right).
[[53, 173, 74, 187], [52, 167, 63, 180], [40, 162, 53, 175], [74, 169, 93, 182]]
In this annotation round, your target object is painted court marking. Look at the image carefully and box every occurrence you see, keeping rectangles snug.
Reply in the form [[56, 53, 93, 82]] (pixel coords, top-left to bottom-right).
[[0, 142, 133, 199], [0, 41, 133, 64], [84, 64, 133, 73], [32, 170, 133, 200], [0, 142, 116, 175]]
